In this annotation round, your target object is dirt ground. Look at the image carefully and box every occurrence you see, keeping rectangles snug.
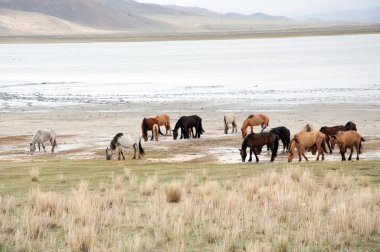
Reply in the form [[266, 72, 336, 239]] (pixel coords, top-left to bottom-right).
[[0, 101, 379, 163]]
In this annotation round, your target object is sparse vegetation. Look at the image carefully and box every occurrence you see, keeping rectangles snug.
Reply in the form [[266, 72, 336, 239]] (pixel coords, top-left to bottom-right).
[[30, 167, 40, 182], [0, 159, 380, 251]]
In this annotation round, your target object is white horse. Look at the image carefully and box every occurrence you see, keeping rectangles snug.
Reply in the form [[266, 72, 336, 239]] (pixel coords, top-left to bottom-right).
[[224, 113, 238, 134], [106, 133, 145, 160], [29, 129, 57, 155]]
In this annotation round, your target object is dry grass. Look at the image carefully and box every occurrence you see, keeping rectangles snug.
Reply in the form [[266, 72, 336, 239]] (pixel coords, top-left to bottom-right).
[[164, 182, 182, 203], [1, 164, 380, 251], [30, 167, 40, 182]]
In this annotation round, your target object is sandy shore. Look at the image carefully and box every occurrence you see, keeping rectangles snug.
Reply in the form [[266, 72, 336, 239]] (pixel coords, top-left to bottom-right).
[[0, 101, 379, 163], [1, 24, 380, 44]]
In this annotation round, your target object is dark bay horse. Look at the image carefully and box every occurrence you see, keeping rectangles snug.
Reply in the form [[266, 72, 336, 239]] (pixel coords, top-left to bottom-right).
[[141, 118, 164, 142], [319, 121, 357, 153], [239, 132, 279, 163], [268, 126, 290, 152], [172, 115, 205, 140]]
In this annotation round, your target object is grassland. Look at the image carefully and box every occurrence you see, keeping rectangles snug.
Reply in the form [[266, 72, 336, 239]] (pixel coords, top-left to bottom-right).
[[0, 158, 379, 251]]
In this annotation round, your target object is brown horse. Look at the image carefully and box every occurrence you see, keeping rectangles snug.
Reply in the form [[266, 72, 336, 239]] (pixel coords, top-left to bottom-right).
[[141, 118, 163, 142], [332, 130, 365, 161], [156, 114, 171, 135], [288, 131, 327, 162], [324, 121, 358, 152], [239, 132, 279, 162], [241, 114, 269, 138]]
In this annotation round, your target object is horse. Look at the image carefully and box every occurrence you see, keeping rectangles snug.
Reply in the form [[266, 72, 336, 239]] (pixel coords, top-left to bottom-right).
[[287, 131, 327, 162], [141, 118, 163, 142], [106, 133, 145, 160], [301, 123, 315, 132], [29, 129, 57, 155], [241, 114, 269, 138], [156, 114, 171, 135], [267, 126, 291, 153], [224, 113, 237, 134], [320, 121, 358, 153], [331, 130, 365, 161], [239, 132, 279, 163], [172, 115, 204, 140]]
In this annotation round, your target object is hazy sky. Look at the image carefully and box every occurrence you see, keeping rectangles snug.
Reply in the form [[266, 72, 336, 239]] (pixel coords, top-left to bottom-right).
[[140, 0, 379, 16]]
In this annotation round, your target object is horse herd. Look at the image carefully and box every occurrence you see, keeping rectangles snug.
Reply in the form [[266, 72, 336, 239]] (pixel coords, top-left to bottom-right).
[[28, 113, 366, 163]]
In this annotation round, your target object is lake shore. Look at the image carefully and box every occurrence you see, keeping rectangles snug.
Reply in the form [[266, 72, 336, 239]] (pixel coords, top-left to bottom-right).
[[0, 102, 379, 162], [1, 24, 380, 44]]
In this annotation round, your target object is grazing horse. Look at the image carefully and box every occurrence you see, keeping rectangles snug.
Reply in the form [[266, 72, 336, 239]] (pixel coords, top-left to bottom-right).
[[239, 132, 279, 163], [268, 126, 291, 153], [106, 133, 145, 160], [172, 115, 205, 140], [141, 118, 163, 142], [241, 114, 269, 138], [156, 114, 171, 135], [224, 113, 237, 134], [332, 130, 365, 161], [288, 131, 327, 162], [29, 129, 57, 155], [320, 121, 358, 153]]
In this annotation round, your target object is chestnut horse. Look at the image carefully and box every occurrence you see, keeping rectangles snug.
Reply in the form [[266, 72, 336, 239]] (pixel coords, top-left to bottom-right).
[[288, 131, 328, 162], [241, 114, 269, 138], [321, 121, 358, 153], [239, 132, 279, 162], [141, 118, 163, 142], [332, 130, 365, 161], [156, 114, 171, 135]]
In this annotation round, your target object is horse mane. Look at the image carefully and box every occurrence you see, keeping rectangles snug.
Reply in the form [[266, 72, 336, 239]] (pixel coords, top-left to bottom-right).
[[248, 114, 254, 119], [110, 133, 123, 150]]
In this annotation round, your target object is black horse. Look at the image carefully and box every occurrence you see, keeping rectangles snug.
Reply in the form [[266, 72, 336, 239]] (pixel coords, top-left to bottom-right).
[[267, 126, 290, 152], [240, 132, 279, 163], [319, 121, 357, 153], [172, 115, 205, 140]]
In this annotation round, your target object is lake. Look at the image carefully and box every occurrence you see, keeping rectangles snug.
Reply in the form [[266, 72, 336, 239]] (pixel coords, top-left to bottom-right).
[[0, 34, 379, 109]]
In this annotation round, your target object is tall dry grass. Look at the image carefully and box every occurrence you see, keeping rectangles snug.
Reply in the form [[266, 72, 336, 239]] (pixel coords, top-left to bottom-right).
[[1, 168, 379, 251], [30, 167, 40, 182]]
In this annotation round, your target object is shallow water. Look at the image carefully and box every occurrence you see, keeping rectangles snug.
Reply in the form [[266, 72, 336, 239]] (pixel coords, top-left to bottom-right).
[[0, 34, 380, 109]]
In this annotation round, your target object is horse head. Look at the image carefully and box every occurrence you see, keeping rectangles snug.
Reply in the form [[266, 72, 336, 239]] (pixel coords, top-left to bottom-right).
[[106, 147, 113, 160], [29, 142, 35, 155], [172, 129, 178, 140], [239, 148, 247, 162]]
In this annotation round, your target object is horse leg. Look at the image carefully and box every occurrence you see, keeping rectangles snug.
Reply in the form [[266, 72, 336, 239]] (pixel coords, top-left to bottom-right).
[[348, 146, 353, 161], [355, 143, 360, 160], [340, 146, 346, 161], [42, 143, 46, 152], [250, 126, 253, 133], [248, 148, 252, 162], [132, 144, 137, 159], [326, 136, 333, 154], [37, 142, 41, 151], [150, 131, 154, 141], [118, 149, 121, 160], [253, 149, 259, 163], [233, 121, 237, 133], [300, 147, 308, 161], [270, 145, 275, 162], [121, 149, 125, 160]]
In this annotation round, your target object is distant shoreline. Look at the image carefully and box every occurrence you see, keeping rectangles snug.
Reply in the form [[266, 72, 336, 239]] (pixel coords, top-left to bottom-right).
[[1, 24, 380, 44]]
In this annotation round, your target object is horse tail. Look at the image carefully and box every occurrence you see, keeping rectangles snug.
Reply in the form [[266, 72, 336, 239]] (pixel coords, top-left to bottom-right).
[[53, 137, 57, 147], [199, 122, 205, 134], [266, 117, 269, 127], [142, 118, 148, 135], [138, 138, 145, 156]]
